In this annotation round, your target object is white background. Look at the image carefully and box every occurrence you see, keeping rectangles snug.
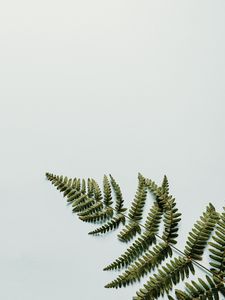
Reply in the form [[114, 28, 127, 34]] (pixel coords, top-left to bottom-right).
[[0, 1, 225, 299]]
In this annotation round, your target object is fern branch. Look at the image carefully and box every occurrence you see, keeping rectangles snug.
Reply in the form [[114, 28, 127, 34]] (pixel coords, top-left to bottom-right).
[[104, 202, 163, 271], [78, 202, 103, 217], [117, 176, 147, 242], [175, 275, 225, 300], [105, 242, 172, 289], [103, 175, 113, 207], [109, 174, 127, 213], [133, 256, 194, 300], [133, 203, 219, 299], [184, 203, 219, 261], [79, 207, 113, 223], [208, 207, 225, 279], [103, 230, 157, 271], [72, 198, 95, 213], [88, 214, 126, 235]]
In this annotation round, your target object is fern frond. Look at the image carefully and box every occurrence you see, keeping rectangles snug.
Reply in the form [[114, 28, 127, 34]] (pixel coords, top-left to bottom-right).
[[184, 203, 219, 260], [72, 198, 95, 213], [88, 214, 126, 235], [118, 176, 147, 242], [105, 242, 172, 289], [92, 179, 103, 202], [103, 175, 113, 207], [87, 178, 94, 197], [71, 194, 87, 207], [161, 175, 169, 196], [76, 178, 81, 191], [78, 202, 104, 217], [161, 198, 182, 245], [117, 221, 142, 243], [133, 203, 219, 299], [175, 275, 225, 300], [109, 174, 127, 213], [133, 256, 194, 300], [143, 201, 163, 231], [103, 230, 157, 271], [104, 202, 162, 271], [79, 207, 113, 223], [208, 207, 225, 279], [81, 178, 86, 194]]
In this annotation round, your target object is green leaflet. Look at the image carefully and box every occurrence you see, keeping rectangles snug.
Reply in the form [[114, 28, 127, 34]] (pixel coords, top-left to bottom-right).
[[175, 275, 225, 300], [88, 214, 126, 235], [103, 201, 163, 271], [208, 207, 225, 279], [117, 176, 147, 242], [105, 242, 172, 289], [46, 172, 224, 300], [133, 203, 219, 299]]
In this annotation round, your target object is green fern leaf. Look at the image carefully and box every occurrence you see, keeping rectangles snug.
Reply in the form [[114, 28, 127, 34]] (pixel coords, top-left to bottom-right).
[[103, 175, 113, 207], [88, 214, 126, 235], [79, 207, 113, 223], [208, 207, 225, 279], [105, 242, 172, 289], [175, 275, 225, 300], [184, 203, 219, 260], [78, 201, 104, 217], [133, 256, 194, 300], [104, 201, 163, 271], [109, 174, 127, 213], [117, 176, 147, 242]]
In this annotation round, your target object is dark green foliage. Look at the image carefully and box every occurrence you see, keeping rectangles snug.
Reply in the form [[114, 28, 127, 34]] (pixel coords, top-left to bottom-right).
[[103, 175, 113, 207], [79, 207, 114, 223], [78, 202, 103, 217], [208, 207, 225, 279], [105, 242, 172, 289], [133, 256, 194, 300], [104, 201, 163, 271], [72, 197, 95, 213], [184, 203, 219, 260], [46, 172, 224, 300], [133, 203, 219, 299], [175, 275, 225, 300], [161, 198, 182, 245], [109, 174, 127, 213], [117, 176, 147, 242], [88, 214, 126, 235], [103, 230, 157, 271]]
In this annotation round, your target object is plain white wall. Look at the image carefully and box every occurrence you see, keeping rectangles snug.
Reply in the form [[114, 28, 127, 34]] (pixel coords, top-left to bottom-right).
[[0, 1, 224, 299]]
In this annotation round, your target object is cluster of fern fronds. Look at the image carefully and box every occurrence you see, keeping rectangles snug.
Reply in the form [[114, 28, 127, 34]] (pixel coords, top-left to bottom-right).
[[46, 172, 225, 300]]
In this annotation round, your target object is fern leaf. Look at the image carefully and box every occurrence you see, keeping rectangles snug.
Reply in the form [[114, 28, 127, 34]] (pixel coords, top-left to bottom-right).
[[161, 198, 182, 245], [71, 194, 87, 207], [81, 178, 86, 194], [133, 203, 219, 299], [184, 203, 219, 260], [117, 176, 147, 242], [133, 256, 194, 300], [92, 179, 103, 202], [105, 242, 172, 289], [103, 230, 157, 271], [78, 202, 104, 217], [104, 202, 162, 271], [109, 174, 127, 213], [79, 207, 113, 223], [117, 221, 142, 243], [175, 275, 225, 300], [103, 175, 113, 207], [72, 198, 95, 213], [208, 207, 225, 279], [87, 178, 94, 197], [88, 214, 126, 235]]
